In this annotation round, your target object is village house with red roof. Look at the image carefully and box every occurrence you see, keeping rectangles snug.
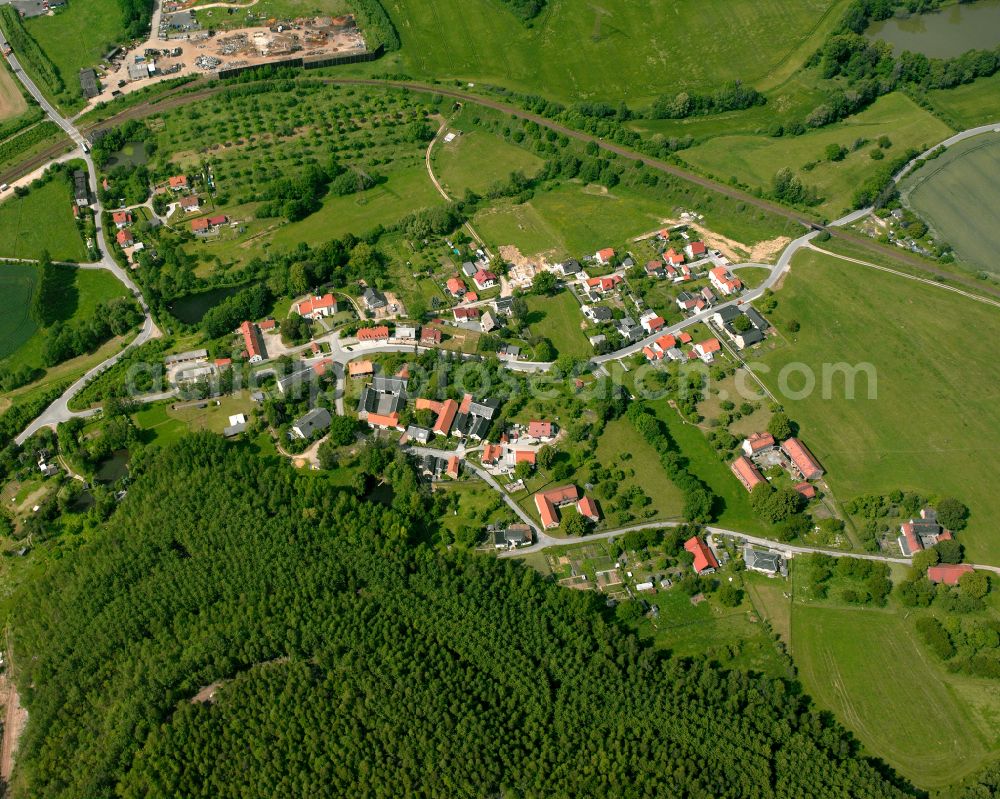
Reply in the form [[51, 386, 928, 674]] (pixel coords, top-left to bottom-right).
[[295, 293, 337, 319], [685, 536, 719, 574]]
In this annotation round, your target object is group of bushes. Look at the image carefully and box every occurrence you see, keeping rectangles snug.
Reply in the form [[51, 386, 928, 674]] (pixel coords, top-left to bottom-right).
[[802, 553, 892, 606], [42, 297, 143, 366], [350, 0, 400, 51]]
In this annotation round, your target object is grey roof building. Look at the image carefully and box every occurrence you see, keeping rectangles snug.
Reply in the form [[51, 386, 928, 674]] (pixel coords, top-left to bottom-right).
[[363, 287, 387, 310], [745, 307, 770, 330], [744, 545, 785, 575], [79, 68, 99, 99], [405, 425, 432, 444], [292, 407, 331, 439]]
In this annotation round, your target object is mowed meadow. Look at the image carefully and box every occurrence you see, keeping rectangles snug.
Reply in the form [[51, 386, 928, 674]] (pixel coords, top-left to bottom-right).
[[759, 249, 1000, 563], [384, 0, 847, 103], [791, 602, 1000, 789]]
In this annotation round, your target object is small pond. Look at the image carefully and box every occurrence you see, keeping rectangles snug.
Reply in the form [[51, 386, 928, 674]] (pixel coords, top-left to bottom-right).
[[104, 141, 150, 169], [94, 449, 131, 485], [866, 0, 1000, 58], [168, 284, 248, 325]]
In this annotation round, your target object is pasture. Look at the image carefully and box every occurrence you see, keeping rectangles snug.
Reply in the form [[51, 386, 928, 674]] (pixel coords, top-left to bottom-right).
[[679, 93, 953, 217], [926, 72, 1000, 129], [384, 0, 845, 103], [901, 134, 1000, 275], [791, 602, 999, 789], [0, 263, 38, 360], [524, 291, 590, 358], [433, 128, 543, 197], [759, 249, 1000, 564], [0, 177, 87, 261]]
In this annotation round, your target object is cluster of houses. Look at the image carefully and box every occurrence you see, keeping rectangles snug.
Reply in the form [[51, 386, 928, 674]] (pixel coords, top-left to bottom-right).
[[642, 332, 722, 364], [897, 506, 955, 558], [111, 208, 144, 260], [533, 484, 601, 529], [710, 305, 770, 350], [730, 433, 823, 499]]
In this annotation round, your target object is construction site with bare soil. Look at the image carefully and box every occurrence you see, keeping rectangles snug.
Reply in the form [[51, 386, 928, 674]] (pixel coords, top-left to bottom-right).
[[88, 13, 369, 108]]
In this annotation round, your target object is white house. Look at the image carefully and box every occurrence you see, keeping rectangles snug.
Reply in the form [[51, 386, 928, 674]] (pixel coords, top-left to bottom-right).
[[295, 293, 337, 319]]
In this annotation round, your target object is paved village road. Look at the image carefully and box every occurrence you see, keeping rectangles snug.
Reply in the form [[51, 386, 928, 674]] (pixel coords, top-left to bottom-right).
[[1, 33, 161, 445]]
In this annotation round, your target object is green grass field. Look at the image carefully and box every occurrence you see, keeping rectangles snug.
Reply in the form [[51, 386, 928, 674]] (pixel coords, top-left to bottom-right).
[[593, 416, 686, 520], [901, 134, 1000, 275], [791, 602, 999, 788], [524, 291, 590, 358], [385, 0, 843, 103], [926, 72, 1000, 129], [271, 161, 443, 252], [0, 266, 128, 371], [0, 263, 38, 359], [647, 401, 768, 535], [679, 93, 954, 217], [474, 182, 665, 259], [759, 249, 1000, 563], [24, 0, 126, 110], [0, 177, 87, 261], [433, 128, 544, 197]]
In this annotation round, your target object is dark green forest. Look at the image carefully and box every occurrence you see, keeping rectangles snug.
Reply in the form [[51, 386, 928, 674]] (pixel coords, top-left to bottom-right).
[[10, 436, 914, 798]]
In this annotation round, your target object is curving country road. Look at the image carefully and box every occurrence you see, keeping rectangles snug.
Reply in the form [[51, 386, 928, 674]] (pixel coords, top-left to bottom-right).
[[1, 30, 161, 446]]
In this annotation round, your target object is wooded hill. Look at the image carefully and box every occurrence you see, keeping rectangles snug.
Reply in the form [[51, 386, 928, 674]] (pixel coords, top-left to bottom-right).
[[10, 436, 914, 798]]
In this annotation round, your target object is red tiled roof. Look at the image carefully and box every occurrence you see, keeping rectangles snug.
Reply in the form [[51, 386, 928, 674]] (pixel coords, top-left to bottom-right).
[[454, 307, 480, 320], [542, 485, 579, 505], [446, 456, 460, 479], [416, 398, 442, 413], [688, 241, 706, 255], [463, 291, 478, 304], [240, 321, 264, 361], [420, 327, 442, 344], [597, 247, 615, 261], [535, 494, 559, 529], [482, 443, 503, 464], [169, 175, 187, 188], [899, 521, 923, 555], [655, 334, 676, 351], [730, 456, 765, 492], [744, 432, 775, 454], [577, 496, 600, 521], [367, 412, 400, 429], [214, 357, 232, 367], [348, 360, 373, 377], [664, 249, 684, 265], [794, 481, 817, 499], [684, 536, 719, 573], [697, 338, 721, 355], [357, 326, 390, 341], [514, 449, 536, 465], [180, 195, 200, 209], [446, 277, 465, 295], [459, 393, 472, 414], [473, 268, 496, 285], [434, 399, 459, 435], [643, 346, 661, 361], [643, 315, 665, 331], [112, 210, 131, 225], [781, 438, 823, 480], [116, 229, 134, 246], [528, 420, 552, 438], [299, 293, 337, 316], [191, 218, 209, 232], [207, 214, 227, 226], [927, 563, 973, 586]]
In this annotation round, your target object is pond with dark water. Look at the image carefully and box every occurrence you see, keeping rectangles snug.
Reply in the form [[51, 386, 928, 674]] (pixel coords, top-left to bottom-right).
[[866, 1, 1000, 58]]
